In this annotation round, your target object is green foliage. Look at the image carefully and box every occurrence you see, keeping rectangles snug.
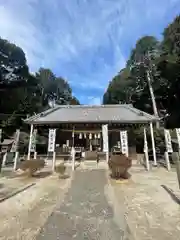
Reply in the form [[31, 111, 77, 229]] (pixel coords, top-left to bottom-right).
[[103, 15, 180, 128], [0, 37, 80, 134], [134, 126, 165, 149]]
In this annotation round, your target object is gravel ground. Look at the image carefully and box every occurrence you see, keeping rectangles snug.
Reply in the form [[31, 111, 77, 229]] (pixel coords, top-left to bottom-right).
[[36, 168, 129, 240], [0, 174, 72, 240], [112, 165, 180, 240]]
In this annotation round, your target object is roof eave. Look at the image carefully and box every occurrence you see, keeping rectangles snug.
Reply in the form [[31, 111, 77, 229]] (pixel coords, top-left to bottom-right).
[[24, 118, 159, 125]]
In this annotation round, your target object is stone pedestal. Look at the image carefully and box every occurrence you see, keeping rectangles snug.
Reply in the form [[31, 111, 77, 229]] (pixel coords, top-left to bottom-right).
[[108, 153, 132, 179]]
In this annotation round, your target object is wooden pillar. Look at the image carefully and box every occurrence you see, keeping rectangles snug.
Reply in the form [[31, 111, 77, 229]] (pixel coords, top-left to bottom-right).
[[13, 151, 19, 171], [71, 127, 75, 171], [102, 124, 109, 162], [27, 124, 33, 160], [52, 152, 56, 172], [175, 129, 180, 188], [150, 122, 157, 166], [48, 129, 56, 172], [12, 129, 20, 170], [2, 152, 7, 167], [34, 151, 37, 159], [72, 126, 75, 147], [144, 128, 150, 171], [71, 147, 75, 171], [164, 129, 172, 171]]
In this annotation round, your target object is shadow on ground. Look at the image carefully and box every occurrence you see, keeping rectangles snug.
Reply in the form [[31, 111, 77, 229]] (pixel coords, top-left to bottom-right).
[[161, 184, 180, 205], [1, 169, 53, 179], [75, 163, 81, 170], [59, 174, 70, 179], [33, 171, 52, 179], [109, 172, 131, 180], [0, 169, 16, 178]]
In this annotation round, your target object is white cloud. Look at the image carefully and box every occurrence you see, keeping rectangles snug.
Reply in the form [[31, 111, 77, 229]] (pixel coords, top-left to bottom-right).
[[0, 0, 179, 103]]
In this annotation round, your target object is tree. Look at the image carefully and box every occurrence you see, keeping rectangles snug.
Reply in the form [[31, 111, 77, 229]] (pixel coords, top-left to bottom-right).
[[157, 15, 180, 127], [162, 15, 180, 57], [103, 16, 180, 128], [103, 68, 134, 104], [104, 36, 161, 116], [35, 68, 77, 107], [0, 38, 41, 131], [0, 38, 80, 134]]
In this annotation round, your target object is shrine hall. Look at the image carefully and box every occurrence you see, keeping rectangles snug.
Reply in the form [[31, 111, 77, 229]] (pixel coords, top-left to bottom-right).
[[24, 104, 159, 162]]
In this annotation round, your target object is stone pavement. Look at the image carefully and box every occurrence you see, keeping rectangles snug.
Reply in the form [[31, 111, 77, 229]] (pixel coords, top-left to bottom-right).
[[36, 168, 130, 240]]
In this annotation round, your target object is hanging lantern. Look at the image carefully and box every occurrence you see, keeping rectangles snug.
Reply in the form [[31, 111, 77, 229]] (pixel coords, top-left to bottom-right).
[[72, 132, 74, 137], [84, 133, 86, 138], [89, 133, 92, 139], [98, 133, 101, 139], [79, 133, 82, 139], [94, 134, 97, 139]]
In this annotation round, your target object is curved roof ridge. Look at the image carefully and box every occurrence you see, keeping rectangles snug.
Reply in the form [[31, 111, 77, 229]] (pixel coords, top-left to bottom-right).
[[125, 104, 159, 120], [24, 105, 61, 122]]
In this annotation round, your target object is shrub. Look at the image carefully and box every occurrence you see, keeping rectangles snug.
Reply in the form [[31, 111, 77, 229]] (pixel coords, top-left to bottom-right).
[[19, 159, 45, 177]]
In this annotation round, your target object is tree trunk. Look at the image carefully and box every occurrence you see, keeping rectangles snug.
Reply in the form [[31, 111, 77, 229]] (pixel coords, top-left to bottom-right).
[[146, 70, 159, 128]]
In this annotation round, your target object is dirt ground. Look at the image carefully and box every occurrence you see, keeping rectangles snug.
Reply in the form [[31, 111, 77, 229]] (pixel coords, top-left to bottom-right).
[[0, 170, 72, 240], [111, 165, 180, 240]]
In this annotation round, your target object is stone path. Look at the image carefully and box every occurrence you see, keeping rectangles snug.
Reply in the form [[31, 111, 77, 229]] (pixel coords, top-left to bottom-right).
[[36, 169, 129, 240]]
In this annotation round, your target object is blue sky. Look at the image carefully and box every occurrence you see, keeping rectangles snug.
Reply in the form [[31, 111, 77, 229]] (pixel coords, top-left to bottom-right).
[[0, 0, 180, 104]]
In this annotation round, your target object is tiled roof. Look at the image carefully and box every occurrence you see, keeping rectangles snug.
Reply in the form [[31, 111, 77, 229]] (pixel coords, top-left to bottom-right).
[[24, 104, 159, 124]]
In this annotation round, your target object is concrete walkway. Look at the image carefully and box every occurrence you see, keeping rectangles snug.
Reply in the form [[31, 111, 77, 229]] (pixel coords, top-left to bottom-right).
[[36, 169, 129, 240]]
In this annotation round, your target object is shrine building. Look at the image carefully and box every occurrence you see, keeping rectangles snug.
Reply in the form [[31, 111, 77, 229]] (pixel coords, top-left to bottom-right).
[[24, 104, 158, 159]]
